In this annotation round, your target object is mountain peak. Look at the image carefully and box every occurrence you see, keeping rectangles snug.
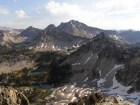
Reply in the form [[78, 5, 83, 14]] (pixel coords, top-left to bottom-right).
[[98, 32, 106, 36], [9, 30, 20, 35], [69, 20, 79, 23], [19, 26, 41, 43], [68, 20, 82, 26], [23, 26, 40, 32], [45, 24, 56, 31], [69, 20, 77, 22], [27, 26, 34, 29], [94, 32, 110, 40], [56, 20, 93, 38], [91, 32, 119, 47], [57, 20, 82, 28]]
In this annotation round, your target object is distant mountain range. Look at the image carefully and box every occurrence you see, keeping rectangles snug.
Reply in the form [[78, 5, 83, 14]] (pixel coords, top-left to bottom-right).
[[29, 30, 89, 51], [0, 26, 24, 32], [0, 26, 41, 46], [17, 26, 41, 43], [0, 30, 20, 45], [1, 20, 140, 104], [119, 30, 140, 44], [46, 20, 128, 45], [1, 20, 140, 49]]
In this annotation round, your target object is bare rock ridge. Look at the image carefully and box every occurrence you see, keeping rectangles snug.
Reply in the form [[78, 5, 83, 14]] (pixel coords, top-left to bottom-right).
[[0, 29, 21, 45], [45, 85, 134, 105], [18, 26, 41, 43], [45, 24, 56, 31], [119, 30, 140, 44], [42, 20, 128, 45], [54, 20, 120, 38], [0, 86, 29, 105], [0, 26, 42, 45], [1, 20, 140, 46], [29, 30, 89, 51], [0, 20, 130, 49], [28, 30, 123, 52], [0, 26, 24, 33], [9, 30, 20, 35]]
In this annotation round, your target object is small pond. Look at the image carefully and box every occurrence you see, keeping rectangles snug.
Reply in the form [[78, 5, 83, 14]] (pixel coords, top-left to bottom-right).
[[30, 69, 43, 74], [32, 84, 54, 88]]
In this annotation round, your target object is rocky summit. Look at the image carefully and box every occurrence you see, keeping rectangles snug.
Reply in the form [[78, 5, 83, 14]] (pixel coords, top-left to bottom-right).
[[0, 86, 29, 105], [18, 26, 41, 43]]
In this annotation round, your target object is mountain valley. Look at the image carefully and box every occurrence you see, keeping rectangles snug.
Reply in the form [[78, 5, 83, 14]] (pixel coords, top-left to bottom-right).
[[0, 20, 140, 105]]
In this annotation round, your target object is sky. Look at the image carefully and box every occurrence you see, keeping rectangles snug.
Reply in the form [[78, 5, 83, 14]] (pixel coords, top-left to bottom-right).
[[0, 0, 140, 30]]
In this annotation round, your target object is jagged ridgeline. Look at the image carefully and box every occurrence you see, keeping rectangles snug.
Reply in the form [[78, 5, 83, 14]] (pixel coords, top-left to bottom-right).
[[1, 20, 140, 105], [0, 20, 129, 51]]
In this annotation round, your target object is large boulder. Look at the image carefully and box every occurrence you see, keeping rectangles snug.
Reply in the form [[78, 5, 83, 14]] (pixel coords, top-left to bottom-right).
[[0, 86, 30, 105]]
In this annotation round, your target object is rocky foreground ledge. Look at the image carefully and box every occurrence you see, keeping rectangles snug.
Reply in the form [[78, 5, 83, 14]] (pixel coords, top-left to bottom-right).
[[0, 86, 138, 105], [0, 86, 29, 105], [45, 85, 135, 105]]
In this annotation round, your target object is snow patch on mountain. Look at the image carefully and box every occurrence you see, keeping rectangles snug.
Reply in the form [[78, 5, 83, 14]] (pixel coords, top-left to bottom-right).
[[107, 77, 140, 105], [24, 37, 27, 39], [113, 35, 119, 40], [106, 64, 123, 76], [77, 40, 82, 44], [85, 54, 93, 64], [84, 77, 88, 82], [97, 79, 106, 88], [45, 44, 47, 48], [41, 43, 44, 48], [99, 70, 101, 76], [95, 64, 139, 105]]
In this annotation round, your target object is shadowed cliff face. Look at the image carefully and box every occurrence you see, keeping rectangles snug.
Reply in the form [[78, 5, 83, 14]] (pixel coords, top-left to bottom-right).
[[0, 86, 29, 105]]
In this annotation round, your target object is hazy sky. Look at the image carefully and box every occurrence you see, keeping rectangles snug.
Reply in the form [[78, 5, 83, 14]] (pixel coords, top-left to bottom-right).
[[0, 0, 140, 30]]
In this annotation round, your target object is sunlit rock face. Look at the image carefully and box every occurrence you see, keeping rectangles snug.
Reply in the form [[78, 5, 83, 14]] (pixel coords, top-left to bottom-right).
[[0, 86, 29, 105], [45, 85, 97, 104], [45, 85, 134, 105]]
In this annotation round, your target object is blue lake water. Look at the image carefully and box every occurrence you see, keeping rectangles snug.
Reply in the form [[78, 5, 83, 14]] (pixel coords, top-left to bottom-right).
[[32, 84, 54, 88], [30, 70, 43, 74]]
